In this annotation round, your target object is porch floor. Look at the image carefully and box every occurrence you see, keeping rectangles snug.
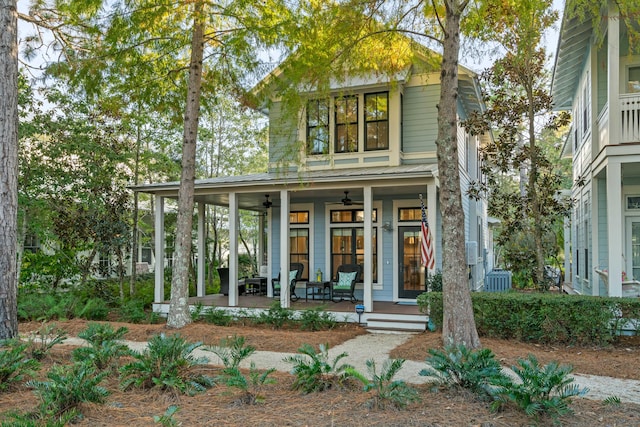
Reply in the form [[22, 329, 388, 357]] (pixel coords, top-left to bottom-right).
[[170, 293, 424, 316]]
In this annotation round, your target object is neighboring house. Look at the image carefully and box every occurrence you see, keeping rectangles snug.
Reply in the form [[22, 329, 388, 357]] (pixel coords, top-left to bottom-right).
[[552, 1, 640, 297], [134, 40, 493, 312]]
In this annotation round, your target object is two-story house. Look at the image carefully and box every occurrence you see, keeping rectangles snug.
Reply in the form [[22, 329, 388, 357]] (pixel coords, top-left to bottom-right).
[[552, 1, 640, 297], [135, 41, 492, 314]]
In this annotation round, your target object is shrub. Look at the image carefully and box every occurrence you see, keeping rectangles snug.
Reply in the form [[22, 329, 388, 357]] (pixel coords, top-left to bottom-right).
[[426, 270, 442, 292], [120, 333, 214, 395], [73, 297, 110, 320], [209, 335, 276, 404], [419, 344, 509, 396], [255, 301, 293, 329], [202, 307, 233, 326], [417, 292, 639, 346], [118, 299, 152, 323], [27, 362, 109, 420], [25, 323, 67, 361], [154, 405, 180, 427], [72, 323, 131, 371], [491, 355, 588, 421], [298, 306, 337, 331], [0, 339, 40, 392], [284, 343, 355, 393], [347, 358, 420, 409]]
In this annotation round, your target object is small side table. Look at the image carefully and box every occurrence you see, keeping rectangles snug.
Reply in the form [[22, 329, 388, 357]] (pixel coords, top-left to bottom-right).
[[245, 277, 267, 295], [305, 281, 331, 301]]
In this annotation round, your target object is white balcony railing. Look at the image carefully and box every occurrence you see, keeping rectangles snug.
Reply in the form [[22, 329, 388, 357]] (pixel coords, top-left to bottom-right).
[[621, 94, 640, 143]]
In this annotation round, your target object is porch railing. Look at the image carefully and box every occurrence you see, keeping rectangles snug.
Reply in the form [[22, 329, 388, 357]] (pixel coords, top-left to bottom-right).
[[621, 94, 640, 143]]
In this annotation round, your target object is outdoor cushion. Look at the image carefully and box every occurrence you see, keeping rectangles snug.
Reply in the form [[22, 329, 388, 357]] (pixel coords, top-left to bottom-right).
[[335, 271, 357, 289], [288, 270, 298, 283]]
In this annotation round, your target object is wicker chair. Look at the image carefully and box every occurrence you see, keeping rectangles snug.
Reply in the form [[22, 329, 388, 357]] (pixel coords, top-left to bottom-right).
[[331, 264, 362, 303], [272, 262, 304, 301]]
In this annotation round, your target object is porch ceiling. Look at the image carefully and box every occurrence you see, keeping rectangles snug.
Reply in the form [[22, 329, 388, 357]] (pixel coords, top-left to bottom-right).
[[132, 163, 438, 211]]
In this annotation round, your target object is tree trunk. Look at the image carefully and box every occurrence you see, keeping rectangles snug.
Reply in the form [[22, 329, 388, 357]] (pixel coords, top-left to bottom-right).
[[437, 0, 481, 349], [167, 1, 205, 329], [0, 0, 19, 340]]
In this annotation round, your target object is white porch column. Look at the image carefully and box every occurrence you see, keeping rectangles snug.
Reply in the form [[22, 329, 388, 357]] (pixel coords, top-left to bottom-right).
[[427, 182, 438, 272], [279, 190, 291, 308], [363, 185, 373, 312], [197, 203, 205, 297], [591, 179, 600, 296], [607, 162, 623, 297], [228, 192, 239, 306], [564, 215, 572, 289], [608, 2, 620, 145], [154, 195, 165, 303]]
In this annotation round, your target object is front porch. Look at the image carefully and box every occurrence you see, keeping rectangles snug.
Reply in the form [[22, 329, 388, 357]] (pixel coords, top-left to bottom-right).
[[152, 293, 429, 331]]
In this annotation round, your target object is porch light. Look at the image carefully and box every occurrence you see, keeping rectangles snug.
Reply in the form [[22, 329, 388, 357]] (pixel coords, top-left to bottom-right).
[[382, 221, 393, 232], [355, 304, 365, 324]]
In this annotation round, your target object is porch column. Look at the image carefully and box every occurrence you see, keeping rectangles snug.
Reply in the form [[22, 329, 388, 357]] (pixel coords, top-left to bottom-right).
[[564, 215, 571, 289], [608, 2, 620, 145], [229, 192, 239, 306], [279, 190, 291, 308], [606, 161, 623, 297], [154, 195, 165, 303], [363, 185, 373, 312], [197, 203, 205, 297], [427, 182, 438, 272], [591, 179, 600, 296]]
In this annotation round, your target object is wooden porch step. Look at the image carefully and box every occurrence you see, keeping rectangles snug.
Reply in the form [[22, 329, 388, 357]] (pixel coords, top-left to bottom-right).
[[365, 317, 427, 332]]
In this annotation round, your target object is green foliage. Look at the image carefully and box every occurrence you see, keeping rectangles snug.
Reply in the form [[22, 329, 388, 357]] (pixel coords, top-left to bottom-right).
[[154, 405, 181, 427], [26, 324, 68, 361], [298, 306, 337, 331], [285, 343, 355, 393], [209, 335, 276, 404], [202, 307, 233, 326], [72, 323, 131, 371], [118, 299, 158, 324], [418, 292, 640, 346], [490, 355, 588, 421], [420, 344, 509, 396], [27, 362, 109, 420], [255, 301, 293, 329], [74, 297, 110, 320], [120, 334, 214, 395], [347, 358, 420, 409], [0, 340, 40, 392], [18, 291, 110, 322], [603, 395, 622, 407], [190, 302, 205, 321], [19, 251, 81, 291], [426, 270, 442, 292]]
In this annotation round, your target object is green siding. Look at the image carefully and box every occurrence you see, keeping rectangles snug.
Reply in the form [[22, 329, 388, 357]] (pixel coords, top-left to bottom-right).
[[268, 102, 299, 166], [402, 85, 439, 153]]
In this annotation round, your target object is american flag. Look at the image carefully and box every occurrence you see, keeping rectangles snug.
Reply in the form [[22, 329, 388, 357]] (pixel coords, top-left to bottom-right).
[[420, 194, 435, 270]]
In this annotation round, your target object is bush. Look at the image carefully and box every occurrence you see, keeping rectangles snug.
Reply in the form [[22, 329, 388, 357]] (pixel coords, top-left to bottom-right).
[[120, 333, 214, 395], [491, 355, 589, 421], [25, 323, 67, 361], [27, 362, 109, 420], [418, 291, 640, 346], [74, 297, 110, 320], [118, 299, 155, 324], [426, 270, 442, 292], [72, 323, 131, 371], [0, 339, 40, 392], [347, 358, 420, 409], [255, 301, 293, 329], [209, 335, 276, 404], [298, 306, 337, 331], [420, 344, 509, 396], [284, 343, 355, 393], [202, 307, 233, 326]]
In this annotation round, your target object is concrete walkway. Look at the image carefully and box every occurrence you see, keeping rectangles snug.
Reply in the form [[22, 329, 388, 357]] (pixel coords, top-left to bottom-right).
[[64, 333, 640, 404]]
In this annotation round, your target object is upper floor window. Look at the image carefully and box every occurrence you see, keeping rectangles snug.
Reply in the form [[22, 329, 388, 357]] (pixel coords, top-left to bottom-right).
[[365, 92, 389, 151], [628, 66, 640, 93], [335, 96, 358, 153], [307, 99, 329, 154]]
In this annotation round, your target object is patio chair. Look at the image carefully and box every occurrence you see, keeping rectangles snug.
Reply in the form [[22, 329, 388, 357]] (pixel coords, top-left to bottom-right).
[[331, 264, 362, 303], [272, 262, 304, 301], [217, 267, 246, 296]]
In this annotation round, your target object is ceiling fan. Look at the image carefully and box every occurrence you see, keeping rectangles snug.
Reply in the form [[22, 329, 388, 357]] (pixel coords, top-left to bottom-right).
[[340, 191, 363, 206]]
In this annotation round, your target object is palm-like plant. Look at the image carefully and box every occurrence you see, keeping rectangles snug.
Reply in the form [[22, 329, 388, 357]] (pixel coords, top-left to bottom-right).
[[284, 343, 354, 393], [72, 323, 131, 371], [120, 333, 214, 395], [0, 339, 40, 392], [348, 358, 420, 409]]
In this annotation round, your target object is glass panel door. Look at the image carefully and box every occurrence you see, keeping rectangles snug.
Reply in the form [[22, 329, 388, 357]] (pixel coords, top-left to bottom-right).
[[398, 226, 426, 298], [632, 221, 640, 281]]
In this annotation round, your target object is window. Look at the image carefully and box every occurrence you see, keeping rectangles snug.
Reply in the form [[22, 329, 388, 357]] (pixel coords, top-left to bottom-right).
[[289, 228, 309, 280], [24, 234, 39, 253], [582, 75, 590, 134], [628, 66, 640, 93], [307, 99, 329, 154], [289, 211, 309, 224], [331, 228, 377, 282], [398, 207, 422, 221], [335, 96, 358, 153], [330, 209, 377, 223], [627, 196, 640, 210], [365, 92, 388, 150]]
